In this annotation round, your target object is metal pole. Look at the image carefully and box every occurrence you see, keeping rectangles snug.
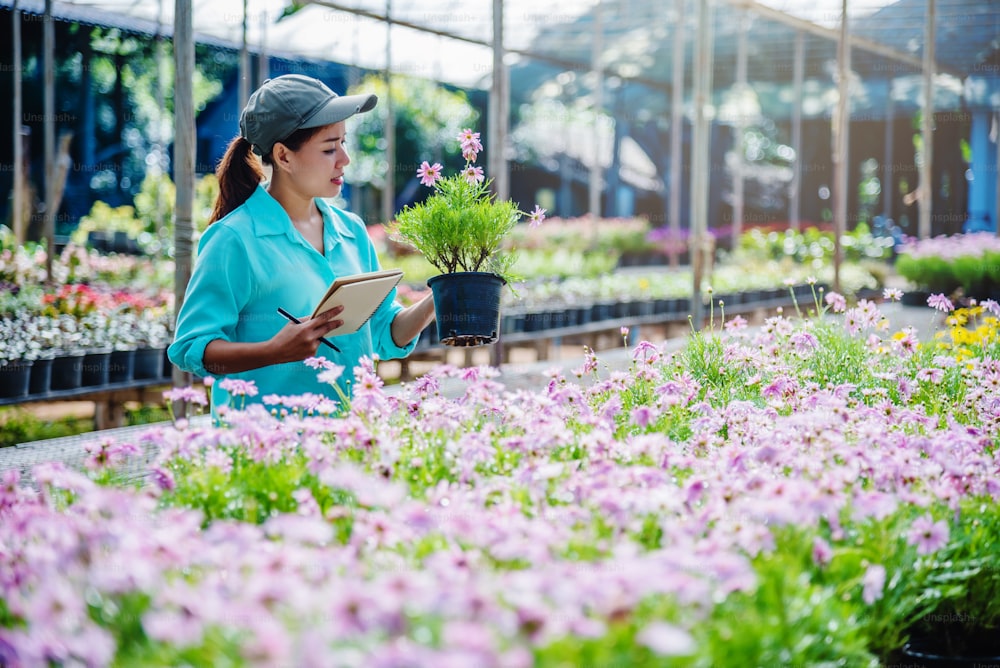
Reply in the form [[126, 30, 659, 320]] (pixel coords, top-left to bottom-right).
[[174, 0, 195, 388], [690, 0, 714, 330], [882, 83, 894, 222], [259, 8, 269, 86], [832, 0, 850, 293], [381, 0, 395, 224], [588, 0, 604, 218], [488, 0, 509, 201], [732, 9, 748, 247], [12, 0, 23, 243], [43, 0, 55, 280], [918, 0, 935, 238], [668, 0, 684, 267], [240, 0, 250, 111], [790, 30, 803, 231]]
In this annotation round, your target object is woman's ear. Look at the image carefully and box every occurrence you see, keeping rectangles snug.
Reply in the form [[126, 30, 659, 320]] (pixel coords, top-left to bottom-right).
[[271, 141, 294, 174]]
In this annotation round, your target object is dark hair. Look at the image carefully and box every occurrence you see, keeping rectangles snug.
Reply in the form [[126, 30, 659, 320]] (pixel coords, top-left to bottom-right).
[[209, 126, 326, 224]]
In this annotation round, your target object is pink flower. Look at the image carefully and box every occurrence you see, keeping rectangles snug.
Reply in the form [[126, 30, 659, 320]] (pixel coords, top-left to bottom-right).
[[461, 165, 485, 184], [162, 386, 208, 406], [883, 287, 903, 301], [825, 291, 847, 313], [203, 376, 215, 387], [907, 515, 950, 554], [462, 146, 478, 163], [218, 378, 259, 397], [416, 161, 443, 187], [812, 537, 833, 566], [317, 365, 346, 385], [630, 405, 656, 429], [982, 299, 1000, 316], [635, 621, 696, 656], [724, 315, 748, 331], [458, 128, 483, 155], [862, 564, 886, 604], [528, 205, 547, 228], [915, 367, 944, 384], [927, 293, 954, 312]]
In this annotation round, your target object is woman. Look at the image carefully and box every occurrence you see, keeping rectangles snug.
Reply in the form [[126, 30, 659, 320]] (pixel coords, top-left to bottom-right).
[[168, 74, 435, 414]]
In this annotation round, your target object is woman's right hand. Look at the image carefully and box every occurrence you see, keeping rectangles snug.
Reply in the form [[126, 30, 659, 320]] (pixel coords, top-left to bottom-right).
[[269, 306, 345, 364]]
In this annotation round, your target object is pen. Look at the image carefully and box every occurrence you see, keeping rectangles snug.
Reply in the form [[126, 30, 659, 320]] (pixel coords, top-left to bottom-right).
[[277, 307, 341, 353]]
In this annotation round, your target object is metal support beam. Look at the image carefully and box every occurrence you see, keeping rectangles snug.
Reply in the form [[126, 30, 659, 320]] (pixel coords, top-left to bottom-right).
[[668, 0, 684, 267], [918, 0, 935, 239], [488, 0, 509, 201], [240, 0, 250, 111], [259, 8, 269, 86], [588, 1, 604, 218], [173, 0, 195, 389], [43, 0, 55, 280], [690, 0, 714, 330], [12, 0, 24, 243], [731, 9, 748, 247], [882, 84, 894, 222], [381, 0, 395, 224], [789, 30, 804, 231], [832, 0, 850, 293]]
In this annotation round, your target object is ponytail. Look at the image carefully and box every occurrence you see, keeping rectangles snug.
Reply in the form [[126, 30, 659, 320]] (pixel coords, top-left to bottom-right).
[[209, 136, 265, 224]]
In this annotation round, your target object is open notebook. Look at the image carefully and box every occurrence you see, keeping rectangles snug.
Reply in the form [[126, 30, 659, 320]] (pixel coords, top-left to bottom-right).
[[310, 268, 404, 335]]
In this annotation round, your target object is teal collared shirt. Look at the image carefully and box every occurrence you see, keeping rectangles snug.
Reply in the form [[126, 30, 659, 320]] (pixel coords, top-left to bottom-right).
[[168, 185, 417, 414]]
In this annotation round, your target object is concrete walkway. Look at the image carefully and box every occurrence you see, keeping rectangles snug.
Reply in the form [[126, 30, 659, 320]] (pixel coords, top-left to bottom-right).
[[0, 301, 948, 487]]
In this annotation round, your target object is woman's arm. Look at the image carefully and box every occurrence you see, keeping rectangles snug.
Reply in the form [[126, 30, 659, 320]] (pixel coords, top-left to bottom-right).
[[202, 306, 345, 375], [390, 293, 436, 348]]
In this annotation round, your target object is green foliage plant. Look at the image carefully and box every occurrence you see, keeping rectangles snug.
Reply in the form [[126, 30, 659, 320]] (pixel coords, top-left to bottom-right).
[[390, 129, 545, 285]]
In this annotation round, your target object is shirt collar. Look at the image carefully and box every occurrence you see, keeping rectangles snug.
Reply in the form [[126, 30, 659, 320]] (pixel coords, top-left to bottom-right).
[[248, 184, 356, 242]]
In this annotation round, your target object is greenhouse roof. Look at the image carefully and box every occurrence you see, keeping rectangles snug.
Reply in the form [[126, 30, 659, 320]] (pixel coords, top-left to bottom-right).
[[5, 0, 998, 94]]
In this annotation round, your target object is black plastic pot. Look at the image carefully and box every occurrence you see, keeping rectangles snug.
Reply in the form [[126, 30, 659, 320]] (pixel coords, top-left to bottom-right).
[[0, 359, 33, 399], [81, 350, 112, 388], [133, 347, 165, 380], [109, 348, 136, 384], [427, 272, 505, 347], [28, 357, 53, 396], [50, 353, 84, 391]]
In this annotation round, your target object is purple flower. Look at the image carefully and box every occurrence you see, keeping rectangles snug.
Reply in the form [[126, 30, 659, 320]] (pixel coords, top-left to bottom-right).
[[927, 293, 954, 313], [907, 515, 950, 554], [812, 537, 833, 566], [528, 205, 547, 228], [862, 564, 886, 604]]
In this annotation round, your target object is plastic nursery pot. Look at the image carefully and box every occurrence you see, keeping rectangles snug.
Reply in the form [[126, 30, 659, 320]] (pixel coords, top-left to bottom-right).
[[28, 357, 53, 396], [427, 271, 505, 347], [81, 349, 112, 388], [108, 348, 136, 384], [133, 346, 165, 380], [0, 359, 33, 399], [50, 352, 85, 391]]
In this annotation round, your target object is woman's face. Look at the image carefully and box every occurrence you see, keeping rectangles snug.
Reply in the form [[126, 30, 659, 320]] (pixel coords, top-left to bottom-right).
[[276, 121, 352, 198]]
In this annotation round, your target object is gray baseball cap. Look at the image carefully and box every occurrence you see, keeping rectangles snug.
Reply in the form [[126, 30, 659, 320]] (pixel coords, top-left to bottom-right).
[[239, 74, 377, 156]]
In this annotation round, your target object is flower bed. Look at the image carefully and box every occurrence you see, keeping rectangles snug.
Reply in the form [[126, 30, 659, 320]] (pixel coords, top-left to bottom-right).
[[895, 232, 1000, 299], [2, 292, 999, 665]]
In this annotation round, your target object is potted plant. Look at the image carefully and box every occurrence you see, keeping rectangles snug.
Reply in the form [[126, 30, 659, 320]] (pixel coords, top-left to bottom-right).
[[389, 128, 545, 346]]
